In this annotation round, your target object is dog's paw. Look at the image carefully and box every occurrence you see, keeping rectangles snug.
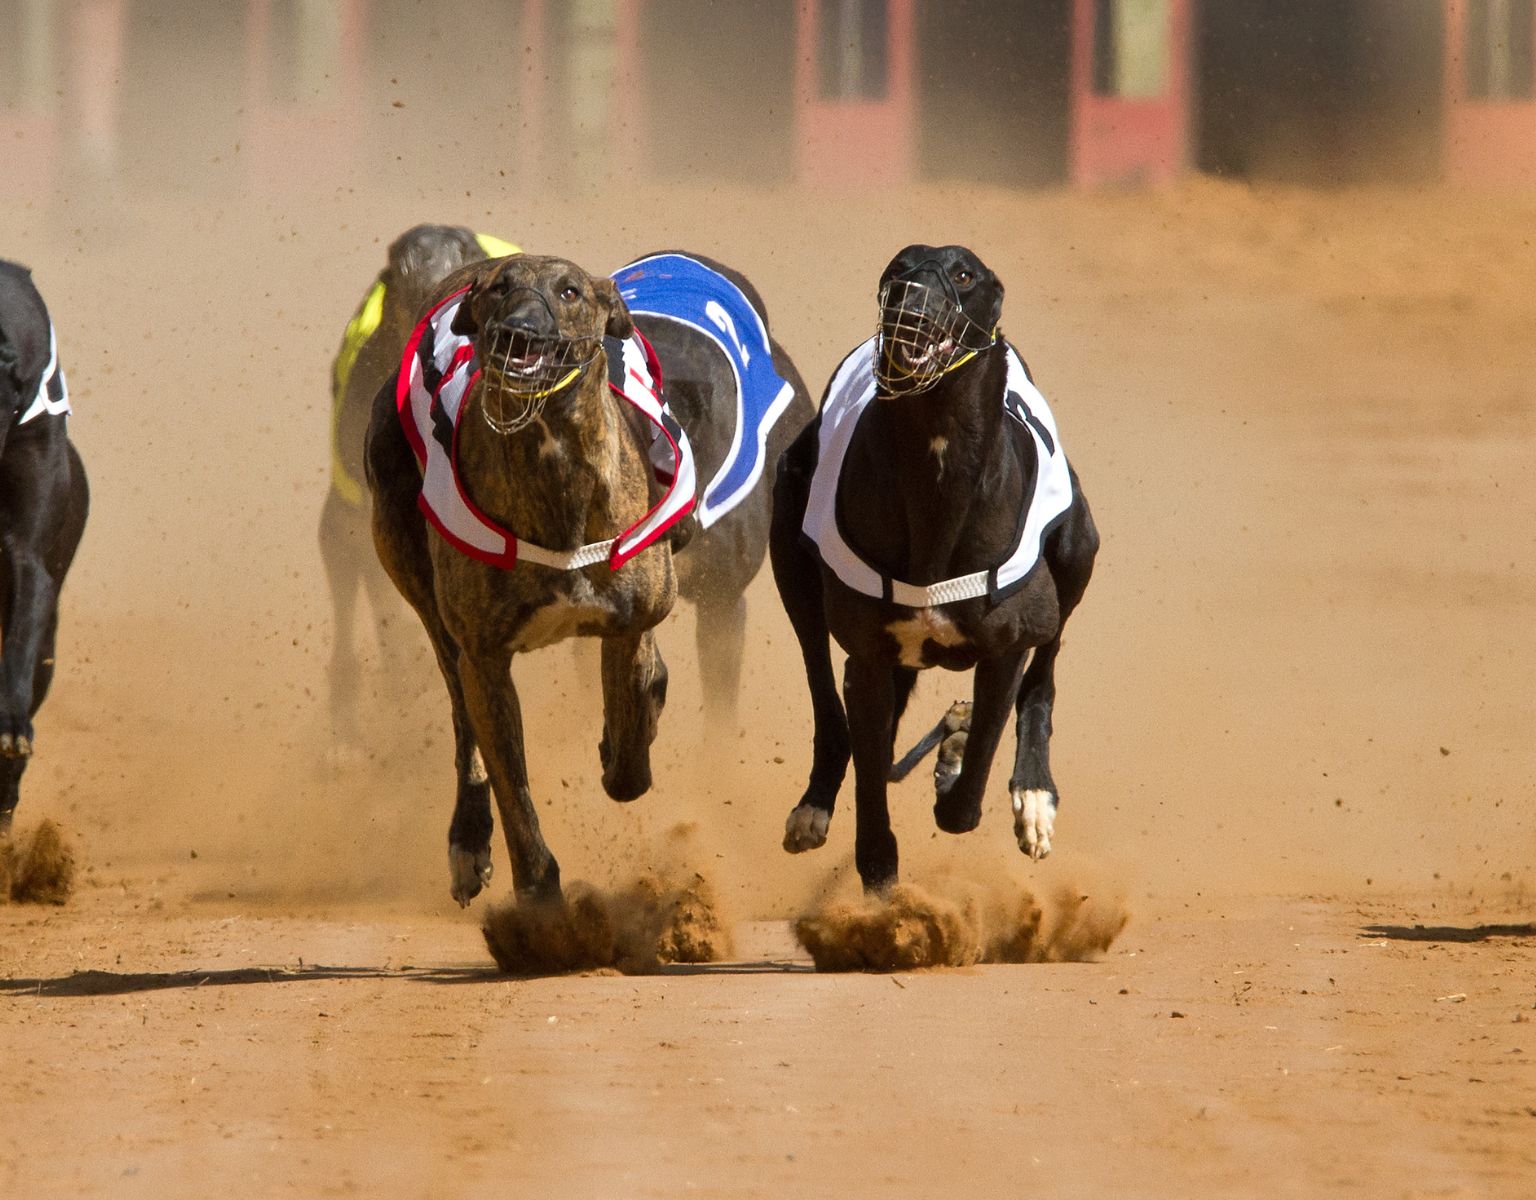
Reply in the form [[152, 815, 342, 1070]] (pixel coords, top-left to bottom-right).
[[1012, 788, 1056, 860], [783, 804, 831, 853], [449, 844, 494, 907], [322, 739, 368, 772], [0, 721, 33, 759]]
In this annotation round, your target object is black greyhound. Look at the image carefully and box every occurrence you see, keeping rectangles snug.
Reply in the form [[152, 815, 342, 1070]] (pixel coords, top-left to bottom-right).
[[769, 244, 1097, 892], [0, 262, 89, 835], [320, 225, 504, 750]]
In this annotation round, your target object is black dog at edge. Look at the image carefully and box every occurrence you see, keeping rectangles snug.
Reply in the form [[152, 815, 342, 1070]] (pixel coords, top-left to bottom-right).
[[769, 245, 1097, 893], [0, 262, 89, 835]]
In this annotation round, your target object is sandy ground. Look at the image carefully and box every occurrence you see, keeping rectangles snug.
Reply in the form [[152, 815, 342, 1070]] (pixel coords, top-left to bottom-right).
[[2, 169, 1535, 1197]]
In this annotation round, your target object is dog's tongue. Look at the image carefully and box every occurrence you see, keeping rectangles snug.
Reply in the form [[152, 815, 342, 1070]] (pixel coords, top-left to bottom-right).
[[499, 332, 547, 375], [900, 336, 952, 368]]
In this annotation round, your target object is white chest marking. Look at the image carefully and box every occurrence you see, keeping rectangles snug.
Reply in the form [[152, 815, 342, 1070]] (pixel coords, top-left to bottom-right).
[[886, 610, 967, 668], [533, 418, 562, 460], [929, 436, 948, 478], [512, 601, 611, 652]]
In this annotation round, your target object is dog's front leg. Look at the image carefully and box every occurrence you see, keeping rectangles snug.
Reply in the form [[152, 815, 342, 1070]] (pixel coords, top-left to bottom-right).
[[770, 438, 849, 852], [933, 649, 1029, 835], [843, 656, 900, 893], [0, 538, 58, 760], [597, 629, 667, 802], [1010, 636, 1062, 860], [456, 644, 561, 903]]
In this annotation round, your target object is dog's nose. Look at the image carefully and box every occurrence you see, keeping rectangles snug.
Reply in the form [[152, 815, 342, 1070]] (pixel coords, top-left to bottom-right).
[[491, 291, 559, 339], [494, 303, 556, 338]]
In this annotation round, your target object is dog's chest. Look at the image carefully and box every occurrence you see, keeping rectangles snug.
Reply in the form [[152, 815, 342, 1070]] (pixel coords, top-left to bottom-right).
[[884, 608, 973, 669], [824, 571, 1059, 670], [510, 595, 613, 651]]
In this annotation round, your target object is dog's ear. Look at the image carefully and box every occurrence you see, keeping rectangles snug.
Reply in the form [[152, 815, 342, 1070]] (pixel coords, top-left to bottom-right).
[[449, 265, 498, 337], [594, 277, 633, 340], [985, 272, 1005, 329], [449, 293, 479, 337]]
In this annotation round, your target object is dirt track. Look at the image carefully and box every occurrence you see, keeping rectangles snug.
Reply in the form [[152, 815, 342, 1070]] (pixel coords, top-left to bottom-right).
[[2, 177, 1535, 1196]]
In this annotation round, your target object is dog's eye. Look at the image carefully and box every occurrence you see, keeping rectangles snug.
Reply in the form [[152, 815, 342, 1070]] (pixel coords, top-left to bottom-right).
[[559, 285, 580, 302], [953, 269, 974, 287]]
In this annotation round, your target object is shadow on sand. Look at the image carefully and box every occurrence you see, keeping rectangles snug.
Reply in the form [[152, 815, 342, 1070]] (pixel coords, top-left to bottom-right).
[[1360, 922, 1536, 944], [0, 958, 810, 997]]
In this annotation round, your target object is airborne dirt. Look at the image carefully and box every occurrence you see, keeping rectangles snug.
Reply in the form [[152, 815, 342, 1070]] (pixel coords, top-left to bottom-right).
[[2, 176, 1535, 1197]]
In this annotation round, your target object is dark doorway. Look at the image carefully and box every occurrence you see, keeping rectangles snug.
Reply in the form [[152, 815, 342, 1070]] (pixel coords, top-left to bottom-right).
[[915, 0, 1072, 187], [1195, 0, 1445, 185], [638, 0, 796, 185]]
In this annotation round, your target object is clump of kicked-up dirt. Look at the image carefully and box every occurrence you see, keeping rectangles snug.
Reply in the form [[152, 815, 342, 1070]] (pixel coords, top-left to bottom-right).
[[0, 819, 76, 905], [795, 876, 1128, 972], [482, 869, 733, 976]]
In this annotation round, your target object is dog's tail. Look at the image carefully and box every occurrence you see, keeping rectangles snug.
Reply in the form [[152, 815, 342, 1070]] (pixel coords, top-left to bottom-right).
[[889, 700, 972, 783]]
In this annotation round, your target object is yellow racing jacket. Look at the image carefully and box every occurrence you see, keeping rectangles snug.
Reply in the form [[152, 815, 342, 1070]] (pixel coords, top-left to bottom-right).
[[330, 233, 520, 505]]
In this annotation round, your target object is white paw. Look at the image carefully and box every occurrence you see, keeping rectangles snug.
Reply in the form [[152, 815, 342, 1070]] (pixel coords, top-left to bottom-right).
[[1012, 788, 1056, 860], [323, 739, 368, 772], [783, 804, 831, 853], [449, 844, 493, 907]]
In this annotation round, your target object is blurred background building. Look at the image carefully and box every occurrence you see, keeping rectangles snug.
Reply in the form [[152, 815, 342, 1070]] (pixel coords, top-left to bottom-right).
[[2, 0, 1534, 202]]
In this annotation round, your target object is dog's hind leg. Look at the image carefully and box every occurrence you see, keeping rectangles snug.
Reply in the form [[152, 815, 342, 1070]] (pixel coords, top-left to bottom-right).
[[890, 666, 918, 762], [933, 649, 1029, 836], [598, 630, 668, 802], [694, 587, 747, 739], [0, 756, 22, 837], [843, 656, 901, 892], [0, 606, 59, 837], [319, 490, 366, 755], [362, 557, 415, 681], [456, 644, 561, 902], [1011, 482, 1097, 860], [1009, 636, 1062, 860], [770, 432, 849, 853], [0, 539, 62, 761]]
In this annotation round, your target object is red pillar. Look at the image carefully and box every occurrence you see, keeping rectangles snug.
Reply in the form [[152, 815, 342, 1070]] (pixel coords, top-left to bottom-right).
[[0, 5, 61, 202], [242, 0, 367, 196], [1443, 0, 1536, 187], [793, 0, 915, 188], [1069, 0, 1190, 187]]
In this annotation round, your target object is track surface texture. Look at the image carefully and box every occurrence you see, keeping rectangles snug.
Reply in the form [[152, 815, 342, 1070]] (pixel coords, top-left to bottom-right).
[[2, 176, 1534, 1197]]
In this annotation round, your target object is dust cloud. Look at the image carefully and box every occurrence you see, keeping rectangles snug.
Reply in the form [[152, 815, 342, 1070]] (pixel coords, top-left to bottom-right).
[[795, 871, 1129, 972], [481, 870, 730, 976], [0, 820, 76, 905], [482, 820, 733, 975]]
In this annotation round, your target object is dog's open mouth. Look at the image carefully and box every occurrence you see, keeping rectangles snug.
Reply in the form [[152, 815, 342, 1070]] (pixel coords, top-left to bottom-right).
[[895, 332, 955, 370], [494, 330, 553, 380]]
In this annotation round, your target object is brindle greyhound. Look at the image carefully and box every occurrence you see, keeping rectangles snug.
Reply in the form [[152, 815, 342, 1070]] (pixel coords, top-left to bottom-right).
[[769, 245, 1097, 893], [0, 262, 89, 835], [328, 235, 810, 752], [320, 225, 494, 751], [367, 252, 805, 906]]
